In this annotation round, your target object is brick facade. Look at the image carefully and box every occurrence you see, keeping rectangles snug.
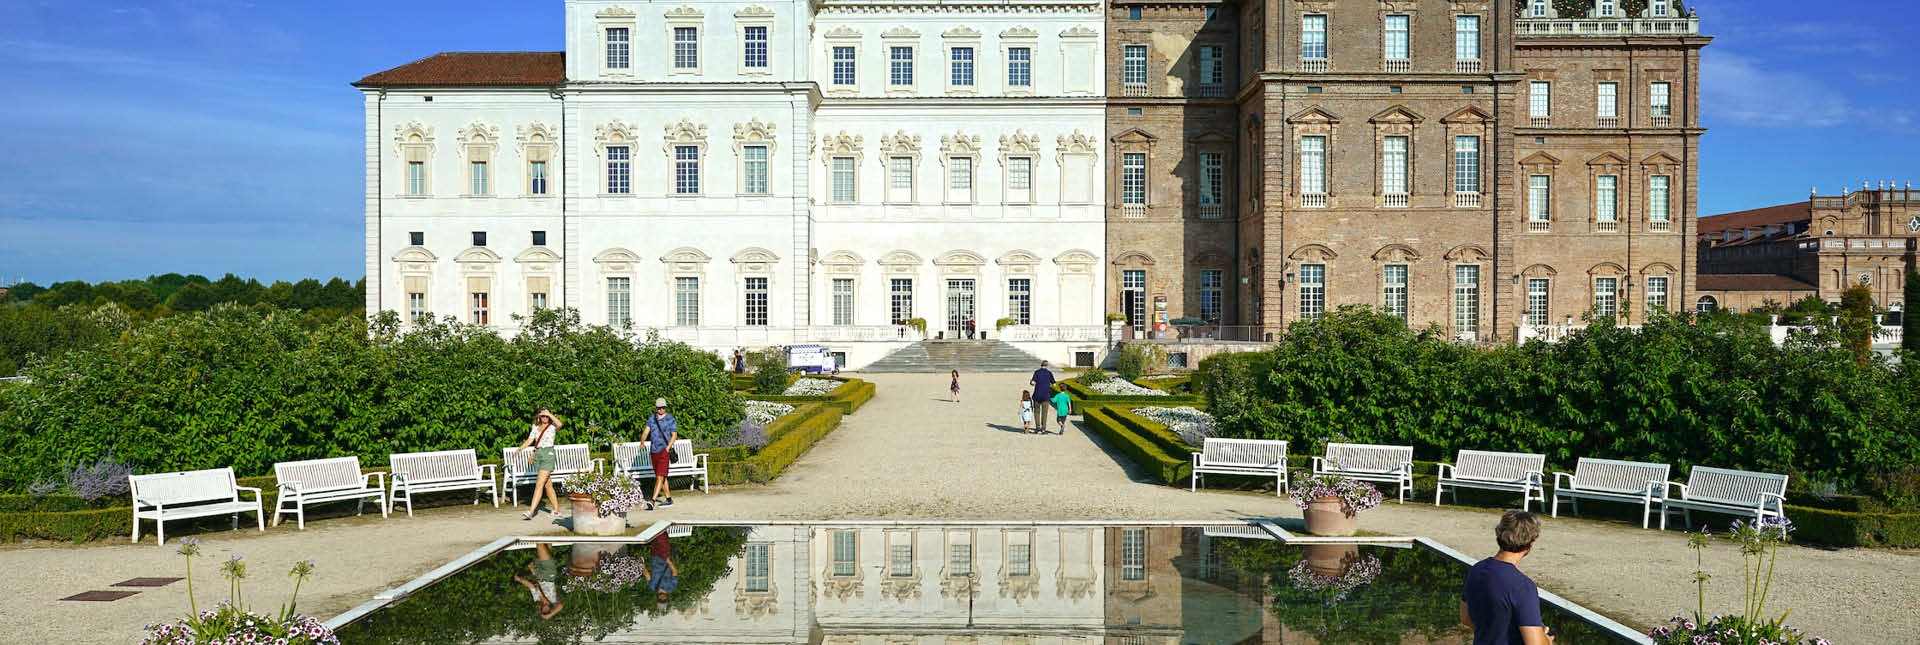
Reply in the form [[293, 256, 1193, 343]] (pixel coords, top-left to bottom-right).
[[1106, 0, 1708, 341], [1698, 185, 1919, 312]]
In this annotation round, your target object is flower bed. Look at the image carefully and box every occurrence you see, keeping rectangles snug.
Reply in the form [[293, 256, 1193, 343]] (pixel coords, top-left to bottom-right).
[[1131, 406, 1214, 446], [782, 378, 842, 396], [741, 400, 795, 426], [1093, 379, 1167, 397]]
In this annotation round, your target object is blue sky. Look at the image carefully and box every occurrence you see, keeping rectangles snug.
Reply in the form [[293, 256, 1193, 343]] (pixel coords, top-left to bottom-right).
[[0, 0, 1912, 284]]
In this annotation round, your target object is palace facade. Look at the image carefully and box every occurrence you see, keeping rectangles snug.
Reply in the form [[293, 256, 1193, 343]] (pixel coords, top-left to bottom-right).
[[359, 0, 1708, 366], [1696, 183, 1917, 314]]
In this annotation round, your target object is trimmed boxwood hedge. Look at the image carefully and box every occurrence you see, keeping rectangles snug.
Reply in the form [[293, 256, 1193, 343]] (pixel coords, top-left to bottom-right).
[[1081, 404, 1196, 486], [1058, 378, 1204, 407], [743, 377, 876, 414], [1787, 505, 1920, 548], [706, 403, 844, 484]]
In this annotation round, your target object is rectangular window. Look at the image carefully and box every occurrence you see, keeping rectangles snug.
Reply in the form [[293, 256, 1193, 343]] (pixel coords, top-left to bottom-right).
[[948, 156, 972, 201], [1646, 276, 1669, 313], [832, 531, 857, 576], [744, 543, 770, 593], [607, 277, 631, 327], [889, 542, 912, 577], [832, 156, 857, 202], [1596, 175, 1618, 229], [743, 25, 768, 69], [1456, 15, 1481, 61], [1651, 82, 1672, 118], [1121, 529, 1146, 581], [1528, 174, 1551, 226], [1597, 82, 1618, 124], [1594, 277, 1618, 318], [606, 146, 631, 194], [1384, 15, 1410, 62], [1598, 0, 1616, 16], [1199, 152, 1224, 209], [674, 145, 700, 194], [1007, 156, 1032, 203], [1454, 265, 1480, 340], [1121, 153, 1146, 205], [531, 291, 548, 311], [1454, 136, 1481, 194], [606, 28, 630, 69], [1298, 264, 1326, 320], [1529, 81, 1551, 120], [1300, 136, 1327, 197], [950, 47, 974, 87], [532, 230, 546, 247], [1649, 175, 1671, 229], [407, 161, 426, 196], [832, 46, 857, 86], [470, 291, 490, 325], [1652, 0, 1670, 16], [529, 161, 548, 195], [1382, 136, 1408, 199], [832, 278, 855, 326], [1526, 278, 1550, 326], [1009, 542, 1032, 577], [888, 156, 914, 202], [1199, 45, 1224, 90], [890, 46, 914, 86], [673, 27, 699, 70], [407, 292, 427, 323], [1531, 0, 1548, 17], [1128, 6, 1141, 20], [1383, 264, 1408, 319], [949, 543, 973, 577], [1122, 45, 1147, 86], [744, 277, 768, 326], [889, 279, 914, 324], [1302, 15, 1328, 60], [1123, 270, 1146, 329], [1007, 47, 1032, 87], [674, 277, 700, 326], [472, 231, 487, 247], [1008, 278, 1031, 325], [743, 145, 769, 195], [409, 231, 424, 246], [1200, 269, 1224, 322], [470, 161, 488, 195]]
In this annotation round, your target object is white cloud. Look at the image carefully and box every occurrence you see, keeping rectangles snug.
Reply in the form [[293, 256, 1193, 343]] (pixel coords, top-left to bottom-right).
[[1700, 51, 1912, 131]]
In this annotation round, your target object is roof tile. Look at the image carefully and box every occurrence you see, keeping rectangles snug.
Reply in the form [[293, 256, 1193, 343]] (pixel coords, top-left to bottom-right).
[[1696, 274, 1819, 292], [356, 52, 565, 88], [1697, 202, 1811, 235]]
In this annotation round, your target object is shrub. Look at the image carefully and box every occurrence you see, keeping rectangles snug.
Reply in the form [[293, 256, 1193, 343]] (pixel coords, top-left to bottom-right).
[[62, 453, 133, 502], [747, 347, 790, 395], [1113, 343, 1166, 381]]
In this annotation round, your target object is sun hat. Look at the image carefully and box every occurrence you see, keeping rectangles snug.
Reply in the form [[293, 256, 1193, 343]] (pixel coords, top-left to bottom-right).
[[654, 398, 668, 408]]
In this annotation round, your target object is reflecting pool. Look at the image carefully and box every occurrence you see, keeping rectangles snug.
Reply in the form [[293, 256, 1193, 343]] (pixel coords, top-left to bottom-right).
[[331, 523, 1638, 644]]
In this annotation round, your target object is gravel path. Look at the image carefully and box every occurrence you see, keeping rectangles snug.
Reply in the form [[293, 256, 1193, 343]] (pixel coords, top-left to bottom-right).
[[6, 371, 1913, 643]]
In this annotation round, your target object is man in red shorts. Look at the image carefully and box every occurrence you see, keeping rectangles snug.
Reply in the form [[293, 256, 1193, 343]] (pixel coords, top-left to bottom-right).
[[642, 398, 680, 507]]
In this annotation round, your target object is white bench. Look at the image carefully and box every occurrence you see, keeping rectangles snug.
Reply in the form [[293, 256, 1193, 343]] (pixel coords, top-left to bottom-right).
[[388, 449, 498, 516], [611, 440, 709, 493], [272, 456, 388, 529], [1551, 457, 1670, 528], [129, 468, 263, 545], [1659, 466, 1789, 530], [1435, 450, 1547, 511], [501, 444, 602, 506], [1190, 438, 1289, 496], [1311, 443, 1415, 503]]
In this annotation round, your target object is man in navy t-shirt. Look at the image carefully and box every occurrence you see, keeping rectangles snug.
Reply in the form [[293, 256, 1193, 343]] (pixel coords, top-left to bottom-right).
[[1028, 360, 1057, 433], [1461, 509, 1553, 645]]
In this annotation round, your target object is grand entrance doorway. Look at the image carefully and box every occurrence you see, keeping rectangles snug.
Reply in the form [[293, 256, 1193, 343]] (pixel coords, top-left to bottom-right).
[[946, 279, 976, 337]]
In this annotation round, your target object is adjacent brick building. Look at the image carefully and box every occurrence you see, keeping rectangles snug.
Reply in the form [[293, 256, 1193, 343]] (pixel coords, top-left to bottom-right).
[[1108, 0, 1708, 340], [1697, 183, 1918, 313]]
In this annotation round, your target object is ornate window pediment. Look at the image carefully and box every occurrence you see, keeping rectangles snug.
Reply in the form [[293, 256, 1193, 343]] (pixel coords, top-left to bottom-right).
[[822, 131, 863, 156], [1371, 244, 1422, 263], [1520, 263, 1559, 277], [1519, 151, 1561, 173], [457, 120, 499, 158], [596, 5, 635, 18], [1056, 130, 1098, 156], [935, 250, 987, 267], [665, 5, 704, 19], [595, 119, 637, 148], [1111, 128, 1158, 145], [943, 26, 980, 39], [515, 247, 563, 264], [1641, 151, 1681, 168], [1060, 25, 1098, 39], [1588, 262, 1627, 276], [732, 247, 781, 265], [1287, 107, 1342, 126], [1001, 26, 1038, 39], [1054, 249, 1098, 266], [734, 5, 773, 18], [393, 121, 435, 154], [1587, 151, 1629, 169], [664, 118, 709, 154], [882, 25, 921, 39], [881, 131, 922, 156], [940, 131, 981, 157], [1443, 106, 1493, 124], [1289, 244, 1338, 263], [455, 247, 502, 269], [1190, 130, 1232, 145], [517, 123, 557, 153], [1640, 262, 1677, 276], [594, 248, 643, 271], [997, 249, 1042, 266], [1370, 105, 1426, 127], [391, 246, 438, 263], [879, 250, 924, 266], [1111, 251, 1157, 266], [999, 130, 1041, 158], [734, 118, 777, 157], [1445, 244, 1491, 263], [820, 250, 865, 266], [825, 25, 860, 39], [658, 247, 711, 264]]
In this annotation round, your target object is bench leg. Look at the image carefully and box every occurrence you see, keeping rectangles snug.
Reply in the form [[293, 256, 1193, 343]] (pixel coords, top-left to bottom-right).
[[1641, 501, 1652, 529], [257, 509, 265, 532], [296, 506, 305, 530], [702, 473, 709, 494], [131, 514, 140, 543], [379, 494, 390, 518], [1434, 483, 1444, 506], [231, 513, 239, 531], [156, 520, 165, 546], [1190, 471, 1199, 493]]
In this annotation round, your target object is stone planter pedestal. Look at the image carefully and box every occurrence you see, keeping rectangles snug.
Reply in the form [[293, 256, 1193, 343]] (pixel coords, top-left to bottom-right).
[[1302, 495, 1358, 537], [569, 494, 627, 537]]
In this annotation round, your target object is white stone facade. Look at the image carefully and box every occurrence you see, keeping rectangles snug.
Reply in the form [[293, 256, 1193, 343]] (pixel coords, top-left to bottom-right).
[[362, 0, 1106, 368]]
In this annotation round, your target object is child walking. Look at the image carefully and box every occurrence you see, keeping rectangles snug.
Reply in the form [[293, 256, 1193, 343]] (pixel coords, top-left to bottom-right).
[[1019, 389, 1035, 433], [949, 370, 960, 403], [1051, 386, 1070, 435]]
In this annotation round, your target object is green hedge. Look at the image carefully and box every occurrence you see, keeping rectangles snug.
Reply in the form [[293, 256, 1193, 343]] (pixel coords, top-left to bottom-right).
[[1133, 376, 1193, 395], [743, 377, 876, 414], [1081, 405, 1193, 486], [1787, 505, 1920, 548], [707, 403, 844, 485], [0, 507, 127, 543]]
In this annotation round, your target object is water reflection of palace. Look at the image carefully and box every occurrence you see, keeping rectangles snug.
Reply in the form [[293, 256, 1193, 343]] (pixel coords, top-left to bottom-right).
[[538, 525, 1308, 644]]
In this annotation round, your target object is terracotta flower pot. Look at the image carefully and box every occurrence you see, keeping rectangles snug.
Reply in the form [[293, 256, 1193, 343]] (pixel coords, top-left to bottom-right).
[[567, 542, 623, 576], [569, 493, 626, 537], [1302, 495, 1359, 537], [1304, 544, 1360, 578]]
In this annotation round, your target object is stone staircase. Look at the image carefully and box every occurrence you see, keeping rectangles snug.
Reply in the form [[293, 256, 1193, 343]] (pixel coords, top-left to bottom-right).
[[859, 340, 1048, 373]]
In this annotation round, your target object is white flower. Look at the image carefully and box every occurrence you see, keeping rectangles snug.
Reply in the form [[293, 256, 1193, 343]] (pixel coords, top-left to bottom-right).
[[1090, 379, 1167, 396], [742, 400, 796, 425], [1132, 406, 1215, 445], [783, 378, 842, 396]]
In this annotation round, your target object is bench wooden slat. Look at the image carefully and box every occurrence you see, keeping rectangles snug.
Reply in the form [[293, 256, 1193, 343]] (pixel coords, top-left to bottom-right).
[[1551, 457, 1671, 528], [388, 449, 497, 516], [1436, 450, 1546, 511], [271, 457, 387, 530], [129, 468, 263, 545], [1311, 443, 1415, 503], [1191, 438, 1288, 497], [1657, 466, 1788, 531], [610, 440, 710, 493]]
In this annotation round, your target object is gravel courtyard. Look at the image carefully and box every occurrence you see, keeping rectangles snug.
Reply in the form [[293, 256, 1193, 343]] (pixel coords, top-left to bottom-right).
[[4, 371, 1913, 643]]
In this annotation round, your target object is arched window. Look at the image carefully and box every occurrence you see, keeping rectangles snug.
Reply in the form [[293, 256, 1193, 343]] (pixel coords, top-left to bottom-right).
[[1695, 295, 1718, 314]]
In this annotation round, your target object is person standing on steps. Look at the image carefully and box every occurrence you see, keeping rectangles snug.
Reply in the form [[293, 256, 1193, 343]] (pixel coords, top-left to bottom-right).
[[642, 398, 680, 508], [949, 370, 961, 403], [1028, 360, 1056, 433], [1460, 510, 1554, 645]]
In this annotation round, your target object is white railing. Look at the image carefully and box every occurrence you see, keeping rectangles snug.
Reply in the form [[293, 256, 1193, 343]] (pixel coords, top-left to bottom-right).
[[1455, 59, 1482, 74], [1383, 58, 1411, 73], [1195, 85, 1227, 98], [1521, 324, 1905, 348], [654, 325, 921, 346], [1596, 220, 1619, 233], [1528, 219, 1551, 233], [1651, 115, 1672, 127], [1122, 82, 1148, 97], [999, 325, 1109, 342], [1454, 192, 1482, 208], [1198, 204, 1225, 219], [1121, 204, 1147, 219], [804, 325, 921, 342], [1300, 58, 1329, 73], [1383, 193, 1410, 208], [1649, 219, 1671, 232], [1597, 116, 1619, 128], [1300, 193, 1328, 208], [1516, 323, 1642, 344], [1530, 116, 1551, 127], [1515, 18, 1700, 37]]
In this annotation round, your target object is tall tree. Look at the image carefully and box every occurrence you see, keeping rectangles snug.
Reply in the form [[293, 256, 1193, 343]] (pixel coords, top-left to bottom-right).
[[1838, 284, 1876, 365], [1905, 267, 1920, 354]]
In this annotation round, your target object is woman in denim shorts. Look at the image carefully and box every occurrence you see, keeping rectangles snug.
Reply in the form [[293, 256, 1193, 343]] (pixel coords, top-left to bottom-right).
[[512, 407, 563, 520]]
